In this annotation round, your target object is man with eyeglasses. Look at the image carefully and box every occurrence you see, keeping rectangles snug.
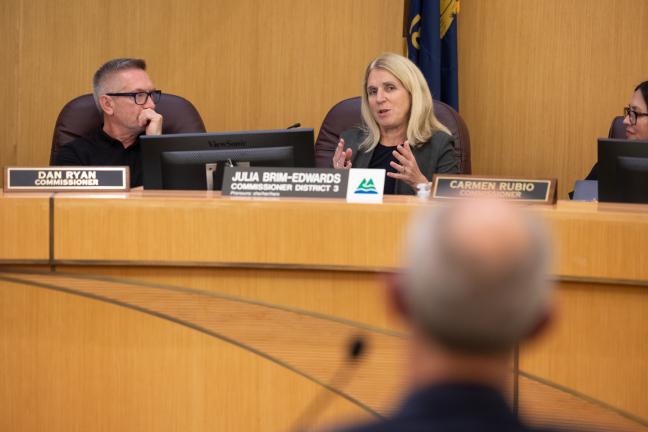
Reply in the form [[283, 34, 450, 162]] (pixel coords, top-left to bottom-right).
[[52, 58, 163, 187]]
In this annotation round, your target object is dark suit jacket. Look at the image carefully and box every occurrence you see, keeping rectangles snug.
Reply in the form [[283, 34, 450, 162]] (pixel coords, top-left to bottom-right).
[[585, 163, 598, 181], [334, 383, 563, 432], [340, 128, 459, 195]]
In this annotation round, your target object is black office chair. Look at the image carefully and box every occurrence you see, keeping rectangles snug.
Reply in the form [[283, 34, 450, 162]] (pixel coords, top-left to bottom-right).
[[608, 116, 625, 138]]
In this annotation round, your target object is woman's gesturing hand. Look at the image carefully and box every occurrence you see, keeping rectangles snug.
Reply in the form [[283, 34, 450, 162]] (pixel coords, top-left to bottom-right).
[[387, 140, 428, 188], [332, 138, 353, 169]]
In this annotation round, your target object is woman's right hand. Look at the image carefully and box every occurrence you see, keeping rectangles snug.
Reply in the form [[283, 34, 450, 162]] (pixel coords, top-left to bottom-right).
[[332, 138, 353, 169]]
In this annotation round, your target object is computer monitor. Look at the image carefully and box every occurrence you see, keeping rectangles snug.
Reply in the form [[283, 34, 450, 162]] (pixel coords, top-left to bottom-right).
[[141, 128, 315, 190], [598, 138, 648, 203]]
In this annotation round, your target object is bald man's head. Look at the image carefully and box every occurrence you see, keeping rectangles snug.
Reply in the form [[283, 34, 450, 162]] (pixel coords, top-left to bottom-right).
[[402, 199, 553, 353]]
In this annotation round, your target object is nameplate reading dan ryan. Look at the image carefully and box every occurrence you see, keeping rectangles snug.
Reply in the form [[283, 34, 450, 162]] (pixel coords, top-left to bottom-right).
[[4, 167, 130, 192]]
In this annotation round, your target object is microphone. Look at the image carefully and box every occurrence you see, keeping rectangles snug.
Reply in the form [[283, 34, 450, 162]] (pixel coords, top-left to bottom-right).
[[287, 122, 301, 129], [290, 335, 368, 431], [348, 337, 366, 362]]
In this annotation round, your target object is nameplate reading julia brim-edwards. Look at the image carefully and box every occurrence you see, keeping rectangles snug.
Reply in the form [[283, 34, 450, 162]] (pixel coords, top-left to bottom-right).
[[222, 167, 386, 202], [432, 175, 557, 204], [222, 166, 349, 198], [4, 167, 130, 192]]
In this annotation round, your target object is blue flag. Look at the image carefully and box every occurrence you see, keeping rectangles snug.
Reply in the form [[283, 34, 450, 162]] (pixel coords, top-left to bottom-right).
[[407, 0, 460, 111]]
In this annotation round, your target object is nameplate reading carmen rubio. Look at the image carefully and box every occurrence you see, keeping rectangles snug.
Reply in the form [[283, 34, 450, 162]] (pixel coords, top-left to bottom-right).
[[4, 167, 130, 192], [432, 175, 557, 204], [222, 167, 348, 198]]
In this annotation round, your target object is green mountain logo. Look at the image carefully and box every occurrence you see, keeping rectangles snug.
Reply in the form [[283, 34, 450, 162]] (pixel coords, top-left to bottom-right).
[[354, 178, 378, 195]]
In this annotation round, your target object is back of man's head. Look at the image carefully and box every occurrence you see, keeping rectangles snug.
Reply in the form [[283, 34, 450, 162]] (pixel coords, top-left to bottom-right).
[[92, 58, 147, 111], [401, 199, 553, 354]]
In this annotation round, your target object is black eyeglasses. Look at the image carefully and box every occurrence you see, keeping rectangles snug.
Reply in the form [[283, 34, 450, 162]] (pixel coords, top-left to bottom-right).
[[106, 90, 162, 105], [624, 106, 648, 126]]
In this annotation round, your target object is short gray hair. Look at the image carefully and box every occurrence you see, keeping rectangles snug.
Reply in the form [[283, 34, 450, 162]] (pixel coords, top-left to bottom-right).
[[402, 200, 552, 353], [92, 58, 147, 111]]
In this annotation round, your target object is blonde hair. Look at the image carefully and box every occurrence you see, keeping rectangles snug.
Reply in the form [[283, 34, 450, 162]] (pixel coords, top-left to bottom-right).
[[359, 52, 450, 152]]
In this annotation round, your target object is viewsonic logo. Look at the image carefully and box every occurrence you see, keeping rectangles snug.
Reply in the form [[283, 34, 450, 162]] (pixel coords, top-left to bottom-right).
[[207, 140, 246, 148], [354, 178, 378, 195]]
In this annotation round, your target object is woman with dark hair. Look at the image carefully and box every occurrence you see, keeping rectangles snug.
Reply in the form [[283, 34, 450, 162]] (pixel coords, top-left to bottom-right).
[[584, 80, 648, 180]]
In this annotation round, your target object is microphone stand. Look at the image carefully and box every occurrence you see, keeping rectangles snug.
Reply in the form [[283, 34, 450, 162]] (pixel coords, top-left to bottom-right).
[[290, 336, 367, 432]]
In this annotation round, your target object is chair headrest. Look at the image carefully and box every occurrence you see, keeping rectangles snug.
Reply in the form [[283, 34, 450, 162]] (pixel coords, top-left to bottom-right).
[[608, 116, 625, 139]]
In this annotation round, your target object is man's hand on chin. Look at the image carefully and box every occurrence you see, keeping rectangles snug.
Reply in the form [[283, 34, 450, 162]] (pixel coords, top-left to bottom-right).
[[139, 108, 163, 135]]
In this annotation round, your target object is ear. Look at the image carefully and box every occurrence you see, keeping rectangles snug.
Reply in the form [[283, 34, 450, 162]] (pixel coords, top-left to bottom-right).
[[384, 271, 410, 320], [99, 94, 114, 116]]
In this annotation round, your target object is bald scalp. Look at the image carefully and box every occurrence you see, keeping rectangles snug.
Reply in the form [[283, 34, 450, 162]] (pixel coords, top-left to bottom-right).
[[402, 199, 552, 353], [447, 200, 538, 285]]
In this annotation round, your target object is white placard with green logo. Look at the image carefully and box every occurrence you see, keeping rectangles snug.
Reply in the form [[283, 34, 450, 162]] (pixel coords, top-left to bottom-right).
[[346, 169, 385, 203], [221, 167, 385, 202]]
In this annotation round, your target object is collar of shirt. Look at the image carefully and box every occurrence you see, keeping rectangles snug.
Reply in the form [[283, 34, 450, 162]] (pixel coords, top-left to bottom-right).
[[95, 125, 141, 151], [395, 382, 520, 425]]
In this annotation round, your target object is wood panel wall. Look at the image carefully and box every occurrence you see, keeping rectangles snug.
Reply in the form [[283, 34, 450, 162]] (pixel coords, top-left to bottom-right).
[[2, 0, 647, 197], [458, 0, 648, 197], [0, 0, 405, 185]]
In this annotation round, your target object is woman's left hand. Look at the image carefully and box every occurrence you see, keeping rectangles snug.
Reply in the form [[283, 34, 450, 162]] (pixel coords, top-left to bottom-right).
[[387, 140, 428, 189]]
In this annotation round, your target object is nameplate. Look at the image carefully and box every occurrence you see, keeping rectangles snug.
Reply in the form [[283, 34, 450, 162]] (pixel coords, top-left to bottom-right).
[[222, 167, 348, 198], [432, 175, 556, 203], [4, 167, 130, 192], [221, 167, 386, 202]]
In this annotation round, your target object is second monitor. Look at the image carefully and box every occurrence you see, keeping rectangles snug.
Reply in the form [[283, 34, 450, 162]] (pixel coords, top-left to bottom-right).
[[598, 138, 648, 204], [141, 128, 315, 190]]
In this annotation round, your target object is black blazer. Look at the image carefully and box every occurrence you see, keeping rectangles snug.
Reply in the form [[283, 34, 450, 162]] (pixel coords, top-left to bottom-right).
[[340, 128, 459, 195]]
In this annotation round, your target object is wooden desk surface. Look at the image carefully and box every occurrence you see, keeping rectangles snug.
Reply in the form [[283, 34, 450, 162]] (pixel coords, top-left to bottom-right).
[[48, 191, 648, 284], [0, 192, 50, 261], [4, 190, 648, 279], [51, 191, 417, 269]]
